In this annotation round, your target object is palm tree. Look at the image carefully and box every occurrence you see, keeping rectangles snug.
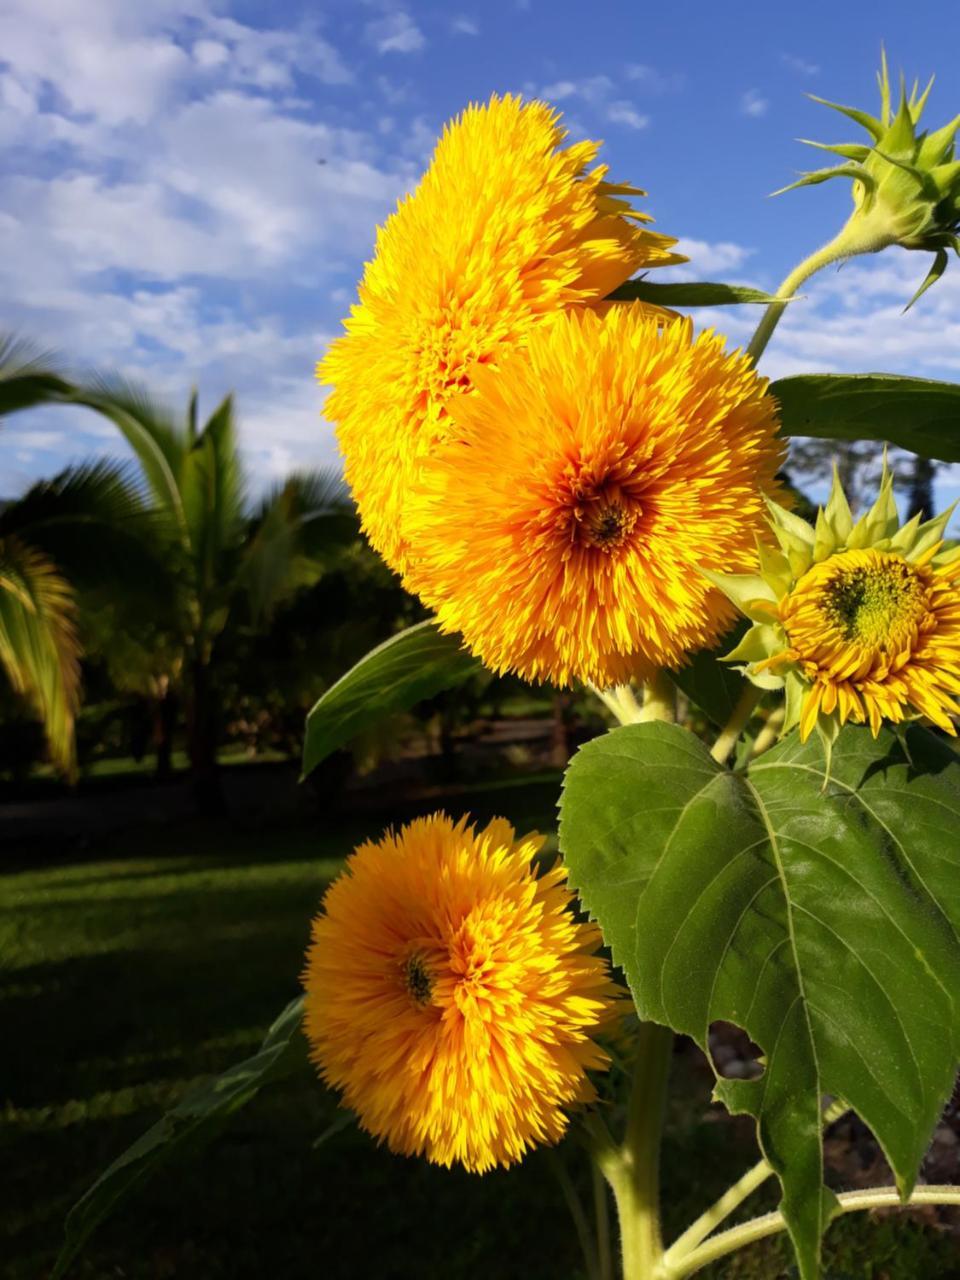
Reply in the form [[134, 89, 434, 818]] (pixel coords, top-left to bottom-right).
[[71, 379, 356, 811], [0, 335, 78, 774]]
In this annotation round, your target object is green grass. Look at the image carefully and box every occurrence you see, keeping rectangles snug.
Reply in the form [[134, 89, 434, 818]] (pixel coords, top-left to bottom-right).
[[3, 784, 959, 1279]]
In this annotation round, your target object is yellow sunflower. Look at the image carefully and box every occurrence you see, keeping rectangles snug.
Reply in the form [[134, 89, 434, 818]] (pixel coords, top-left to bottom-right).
[[712, 466, 960, 747], [318, 93, 684, 573], [302, 813, 620, 1173], [402, 307, 786, 688]]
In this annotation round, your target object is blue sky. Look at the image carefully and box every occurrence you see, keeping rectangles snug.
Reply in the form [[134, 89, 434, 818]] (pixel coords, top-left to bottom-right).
[[2, 0, 960, 508]]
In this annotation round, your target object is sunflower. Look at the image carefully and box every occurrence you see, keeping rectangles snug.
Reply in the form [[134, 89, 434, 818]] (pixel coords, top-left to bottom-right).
[[401, 307, 785, 688], [318, 93, 684, 573], [712, 467, 960, 747], [302, 813, 620, 1173]]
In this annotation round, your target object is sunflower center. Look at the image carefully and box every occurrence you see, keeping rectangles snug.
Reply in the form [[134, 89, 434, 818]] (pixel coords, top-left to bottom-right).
[[820, 559, 927, 647], [578, 497, 639, 552], [784, 549, 931, 662], [402, 952, 434, 1006]]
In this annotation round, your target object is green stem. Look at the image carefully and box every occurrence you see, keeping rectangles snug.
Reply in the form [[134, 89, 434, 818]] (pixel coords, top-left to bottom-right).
[[593, 1022, 675, 1280], [749, 707, 785, 760], [709, 685, 763, 765], [744, 229, 857, 366], [550, 1149, 601, 1280], [668, 1185, 960, 1279], [589, 675, 675, 728], [663, 1099, 849, 1269], [594, 1159, 614, 1280], [662, 1158, 773, 1269], [589, 682, 644, 726], [637, 672, 677, 725]]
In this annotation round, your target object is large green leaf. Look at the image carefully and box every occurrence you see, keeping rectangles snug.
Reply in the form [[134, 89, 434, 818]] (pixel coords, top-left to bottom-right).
[[771, 374, 960, 462], [301, 619, 479, 779], [559, 722, 960, 1280], [52, 996, 315, 1279], [607, 280, 784, 306]]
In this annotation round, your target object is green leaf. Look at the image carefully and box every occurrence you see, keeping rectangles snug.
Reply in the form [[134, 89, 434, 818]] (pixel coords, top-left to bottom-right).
[[0, 536, 79, 776], [606, 280, 785, 306], [668, 623, 749, 727], [301, 619, 479, 779], [560, 722, 960, 1280], [0, 332, 71, 417], [771, 374, 960, 462], [52, 997, 313, 1280]]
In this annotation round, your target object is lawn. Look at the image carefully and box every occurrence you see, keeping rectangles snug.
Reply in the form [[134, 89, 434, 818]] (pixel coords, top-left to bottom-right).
[[3, 777, 959, 1279]]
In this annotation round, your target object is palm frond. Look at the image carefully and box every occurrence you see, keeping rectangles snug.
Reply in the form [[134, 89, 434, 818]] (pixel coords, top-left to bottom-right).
[[0, 536, 80, 776], [0, 460, 175, 606], [68, 376, 189, 537], [240, 468, 358, 622], [0, 332, 72, 417], [181, 395, 248, 594]]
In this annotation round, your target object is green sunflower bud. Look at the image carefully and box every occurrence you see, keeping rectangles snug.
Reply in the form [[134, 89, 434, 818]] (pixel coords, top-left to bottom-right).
[[708, 462, 960, 770], [775, 49, 960, 308]]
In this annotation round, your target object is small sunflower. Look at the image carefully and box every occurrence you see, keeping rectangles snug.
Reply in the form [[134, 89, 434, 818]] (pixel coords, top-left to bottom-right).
[[318, 93, 684, 574], [302, 813, 620, 1173], [710, 467, 960, 750], [402, 307, 786, 688]]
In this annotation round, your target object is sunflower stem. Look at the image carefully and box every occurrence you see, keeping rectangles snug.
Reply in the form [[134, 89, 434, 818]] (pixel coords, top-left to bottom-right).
[[593, 1158, 615, 1280], [744, 226, 870, 366], [637, 672, 676, 724], [593, 1021, 674, 1280], [710, 685, 764, 765], [549, 1149, 602, 1280], [664, 1185, 960, 1279], [661, 1099, 847, 1273], [749, 706, 786, 759], [589, 683, 645, 725]]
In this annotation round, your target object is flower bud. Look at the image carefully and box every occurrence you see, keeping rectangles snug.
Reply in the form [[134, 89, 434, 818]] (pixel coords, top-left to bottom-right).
[[775, 50, 960, 307]]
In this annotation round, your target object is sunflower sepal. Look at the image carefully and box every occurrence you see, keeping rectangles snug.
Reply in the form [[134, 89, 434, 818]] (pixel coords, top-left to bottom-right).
[[724, 622, 785, 668], [714, 468, 960, 750], [781, 51, 960, 306], [783, 669, 807, 736], [700, 569, 781, 623]]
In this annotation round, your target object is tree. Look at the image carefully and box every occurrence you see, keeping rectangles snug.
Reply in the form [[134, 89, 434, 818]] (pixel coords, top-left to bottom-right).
[[0, 335, 78, 774], [906, 454, 938, 520], [788, 438, 892, 514], [71, 379, 356, 811]]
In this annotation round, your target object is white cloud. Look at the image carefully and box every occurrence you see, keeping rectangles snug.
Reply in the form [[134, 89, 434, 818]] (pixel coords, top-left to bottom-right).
[[741, 89, 769, 118], [0, 0, 192, 125], [541, 75, 613, 104], [659, 246, 960, 385], [0, 0, 413, 493], [673, 238, 756, 276], [450, 16, 479, 36], [624, 63, 684, 93], [192, 39, 229, 68], [366, 11, 425, 55], [200, 14, 351, 88], [606, 100, 649, 131], [781, 54, 819, 77]]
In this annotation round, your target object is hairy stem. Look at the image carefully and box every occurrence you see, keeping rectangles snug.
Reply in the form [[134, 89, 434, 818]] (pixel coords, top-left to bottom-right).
[[638, 672, 677, 724], [663, 1100, 849, 1269], [593, 1022, 675, 1280], [709, 685, 763, 765], [589, 682, 644, 726], [749, 706, 786, 759], [593, 1159, 614, 1280], [549, 1150, 601, 1280], [668, 1185, 960, 1278], [745, 230, 858, 366]]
